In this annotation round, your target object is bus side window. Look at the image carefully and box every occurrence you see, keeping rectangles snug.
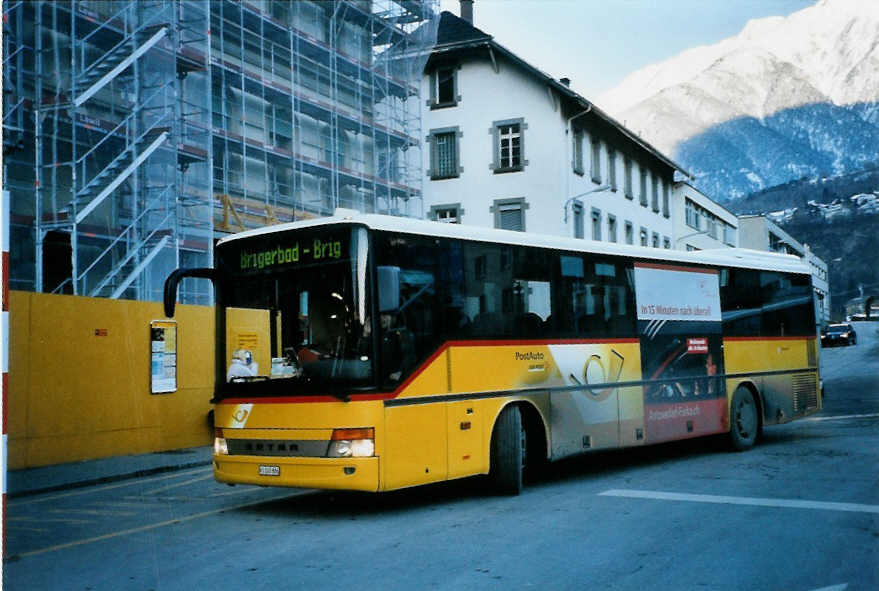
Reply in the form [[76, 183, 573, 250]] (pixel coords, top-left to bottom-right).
[[465, 243, 506, 337], [508, 247, 552, 338], [721, 269, 761, 337], [380, 313, 416, 382], [760, 271, 814, 337], [376, 233, 465, 385], [559, 256, 635, 339]]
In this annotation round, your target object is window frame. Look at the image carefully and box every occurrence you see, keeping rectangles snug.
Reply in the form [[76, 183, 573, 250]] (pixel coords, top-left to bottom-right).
[[723, 224, 737, 246], [685, 199, 700, 230], [429, 203, 464, 224], [426, 126, 463, 180], [572, 201, 585, 239], [651, 175, 660, 213], [608, 149, 617, 192], [591, 208, 602, 241], [591, 138, 602, 184], [624, 156, 633, 199], [662, 180, 670, 218], [607, 214, 617, 243], [491, 197, 529, 231], [572, 129, 584, 175], [429, 65, 459, 109], [491, 118, 527, 174]]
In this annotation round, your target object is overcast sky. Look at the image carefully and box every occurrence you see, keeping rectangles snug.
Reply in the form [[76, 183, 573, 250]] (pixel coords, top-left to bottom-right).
[[438, 0, 815, 100]]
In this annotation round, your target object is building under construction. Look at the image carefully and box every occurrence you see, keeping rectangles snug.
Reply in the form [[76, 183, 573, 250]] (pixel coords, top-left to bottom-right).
[[2, 0, 438, 304]]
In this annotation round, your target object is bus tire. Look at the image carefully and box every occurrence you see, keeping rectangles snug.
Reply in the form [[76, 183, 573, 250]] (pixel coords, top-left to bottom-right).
[[490, 405, 524, 495], [729, 386, 758, 451]]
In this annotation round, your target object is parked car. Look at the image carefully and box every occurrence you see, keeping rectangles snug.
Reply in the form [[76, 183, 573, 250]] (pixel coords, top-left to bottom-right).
[[821, 323, 857, 347], [847, 313, 878, 321]]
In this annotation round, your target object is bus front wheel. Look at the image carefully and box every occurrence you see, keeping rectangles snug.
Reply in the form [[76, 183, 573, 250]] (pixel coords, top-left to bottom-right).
[[729, 386, 758, 451], [489, 405, 524, 495]]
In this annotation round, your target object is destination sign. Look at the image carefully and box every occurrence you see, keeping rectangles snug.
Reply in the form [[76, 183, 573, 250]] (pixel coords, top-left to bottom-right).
[[222, 231, 349, 274], [239, 238, 343, 270]]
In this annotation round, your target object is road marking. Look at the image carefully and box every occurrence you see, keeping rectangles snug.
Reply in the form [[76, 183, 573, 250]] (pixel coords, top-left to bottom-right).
[[210, 486, 273, 497], [8, 467, 212, 507], [49, 509, 136, 517], [124, 495, 205, 502], [599, 489, 879, 514], [7, 526, 49, 533], [803, 413, 879, 422], [11, 491, 306, 558], [8, 516, 93, 524], [143, 474, 215, 495], [92, 501, 163, 508]]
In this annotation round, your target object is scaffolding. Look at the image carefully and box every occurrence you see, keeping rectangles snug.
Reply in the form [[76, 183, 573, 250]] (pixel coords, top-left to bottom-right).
[[2, 1, 439, 303], [210, 0, 438, 229]]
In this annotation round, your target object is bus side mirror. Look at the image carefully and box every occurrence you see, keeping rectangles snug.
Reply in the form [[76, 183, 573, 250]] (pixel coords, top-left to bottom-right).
[[164, 267, 216, 317], [377, 265, 400, 313]]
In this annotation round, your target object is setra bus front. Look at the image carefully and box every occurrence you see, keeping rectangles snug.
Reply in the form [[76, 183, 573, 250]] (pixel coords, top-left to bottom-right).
[[165, 222, 386, 491]]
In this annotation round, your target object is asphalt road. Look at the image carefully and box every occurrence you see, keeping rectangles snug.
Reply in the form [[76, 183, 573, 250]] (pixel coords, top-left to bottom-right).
[[4, 323, 878, 591]]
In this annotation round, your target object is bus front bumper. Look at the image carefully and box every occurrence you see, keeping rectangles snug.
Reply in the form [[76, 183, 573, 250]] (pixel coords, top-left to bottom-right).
[[214, 455, 379, 492]]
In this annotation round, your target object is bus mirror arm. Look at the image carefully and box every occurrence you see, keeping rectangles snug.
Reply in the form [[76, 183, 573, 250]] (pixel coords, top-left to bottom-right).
[[164, 267, 217, 318]]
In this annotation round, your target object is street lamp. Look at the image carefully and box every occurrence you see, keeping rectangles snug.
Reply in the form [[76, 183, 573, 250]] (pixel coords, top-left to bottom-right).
[[563, 184, 609, 223], [674, 229, 710, 248]]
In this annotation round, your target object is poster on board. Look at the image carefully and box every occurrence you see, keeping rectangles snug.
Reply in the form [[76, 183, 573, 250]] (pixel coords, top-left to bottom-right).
[[634, 263, 726, 443], [151, 320, 177, 394]]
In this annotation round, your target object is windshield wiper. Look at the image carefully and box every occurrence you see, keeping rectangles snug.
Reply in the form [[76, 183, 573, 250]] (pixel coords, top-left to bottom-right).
[[229, 375, 270, 383]]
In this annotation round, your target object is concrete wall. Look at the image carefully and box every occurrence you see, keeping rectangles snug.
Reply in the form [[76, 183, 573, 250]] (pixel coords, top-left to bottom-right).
[[8, 291, 214, 469]]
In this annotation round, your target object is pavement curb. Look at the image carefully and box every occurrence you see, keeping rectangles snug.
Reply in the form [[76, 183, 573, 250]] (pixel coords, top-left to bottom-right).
[[7, 446, 213, 498]]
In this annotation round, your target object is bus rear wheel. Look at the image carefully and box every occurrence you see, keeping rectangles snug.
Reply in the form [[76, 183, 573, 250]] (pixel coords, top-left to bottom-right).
[[489, 405, 524, 495], [729, 386, 758, 451]]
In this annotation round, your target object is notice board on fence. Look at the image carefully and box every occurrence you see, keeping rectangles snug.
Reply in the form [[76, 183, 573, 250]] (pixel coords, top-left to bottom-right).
[[150, 320, 177, 394]]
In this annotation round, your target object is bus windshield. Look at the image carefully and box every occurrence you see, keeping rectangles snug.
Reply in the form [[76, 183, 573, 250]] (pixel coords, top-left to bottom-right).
[[215, 226, 373, 398]]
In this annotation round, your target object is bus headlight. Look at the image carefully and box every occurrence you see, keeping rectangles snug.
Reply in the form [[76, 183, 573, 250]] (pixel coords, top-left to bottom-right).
[[328, 428, 375, 457], [350, 438, 375, 457], [213, 428, 229, 455], [214, 437, 229, 455]]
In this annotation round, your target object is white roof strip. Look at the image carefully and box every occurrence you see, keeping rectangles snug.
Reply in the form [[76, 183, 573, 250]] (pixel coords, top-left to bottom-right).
[[218, 212, 810, 275]]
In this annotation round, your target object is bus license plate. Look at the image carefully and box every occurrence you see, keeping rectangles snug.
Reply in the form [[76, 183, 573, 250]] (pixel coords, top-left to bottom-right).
[[258, 465, 280, 477]]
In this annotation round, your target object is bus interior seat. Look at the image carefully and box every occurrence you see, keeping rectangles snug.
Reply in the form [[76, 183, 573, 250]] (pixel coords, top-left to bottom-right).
[[472, 312, 504, 336], [576, 313, 607, 338], [442, 307, 471, 337], [517, 312, 544, 338]]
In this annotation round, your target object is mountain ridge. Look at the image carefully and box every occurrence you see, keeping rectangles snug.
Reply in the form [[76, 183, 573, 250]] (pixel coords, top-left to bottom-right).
[[597, 0, 879, 201]]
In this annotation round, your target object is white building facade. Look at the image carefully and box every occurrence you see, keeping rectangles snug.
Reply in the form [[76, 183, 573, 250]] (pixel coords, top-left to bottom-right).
[[420, 9, 829, 327], [672, 182, 738, 251], [421, 11, 685, 250]]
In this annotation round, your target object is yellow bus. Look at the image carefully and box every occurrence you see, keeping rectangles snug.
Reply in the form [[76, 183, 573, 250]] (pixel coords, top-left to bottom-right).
[[164, 212, 821, 494]]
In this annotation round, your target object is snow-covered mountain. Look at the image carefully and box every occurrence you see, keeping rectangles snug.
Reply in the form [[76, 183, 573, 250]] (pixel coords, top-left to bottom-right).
[[598, 0, 879, 201]]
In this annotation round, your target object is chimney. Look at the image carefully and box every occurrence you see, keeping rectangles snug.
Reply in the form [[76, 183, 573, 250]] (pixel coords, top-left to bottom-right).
[[560, 77, 571, 87], [460, 0, 474, 24]]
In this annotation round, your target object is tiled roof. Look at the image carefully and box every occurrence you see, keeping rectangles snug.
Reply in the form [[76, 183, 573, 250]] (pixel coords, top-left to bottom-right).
[[436, 11, 492, 46]]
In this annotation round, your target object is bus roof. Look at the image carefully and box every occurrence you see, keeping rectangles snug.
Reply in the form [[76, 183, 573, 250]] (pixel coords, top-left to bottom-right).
[[218, 211, 811, 276]]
